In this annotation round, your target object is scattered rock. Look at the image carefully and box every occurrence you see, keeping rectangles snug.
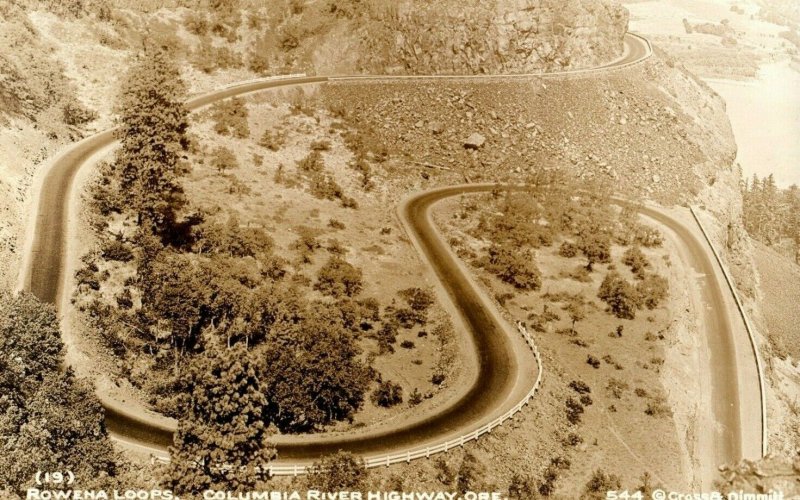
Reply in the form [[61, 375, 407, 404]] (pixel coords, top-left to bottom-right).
[[464, 132, 486, 150]]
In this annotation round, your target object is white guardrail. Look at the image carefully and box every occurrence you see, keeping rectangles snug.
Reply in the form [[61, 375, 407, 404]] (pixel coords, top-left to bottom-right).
[[689, 207, 768, 458], [259, 323, 543, 477]]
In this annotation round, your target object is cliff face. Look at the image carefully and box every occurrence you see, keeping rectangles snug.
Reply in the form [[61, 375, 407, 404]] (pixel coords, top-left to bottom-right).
[[337, 0, 629, 75]]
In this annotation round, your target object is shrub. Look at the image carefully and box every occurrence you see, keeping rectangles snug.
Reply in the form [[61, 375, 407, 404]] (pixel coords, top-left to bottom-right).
[[307, 452, 366, 491], [211, 97, 249, 138], [398, 287, 435, 312], [328, 218, 345, 230], [478, 244, 542, 290], [565, 397, 584, 424], [558, 241, 579, 258], [259, 128, 286, 151], [101, 239, 134, 262], [645, 395, 673, 418], [580, 394, 593, 406], [569, 380, 591, 394], [636, 273, 669, 309], [400, 340, 415, 349], [585, 469, 622, 499], [409, 388, 423, 406], [598, 271, 640, 319], [508, 473, 537, 499], [606, 378, 628, 399], [311, 139, 332, 151], [431, 372, 446, 385], [586, 355, 600, 369], [622, 245, 649, 278], [372, 380, 403, 407], [563, 432, 583, 446]]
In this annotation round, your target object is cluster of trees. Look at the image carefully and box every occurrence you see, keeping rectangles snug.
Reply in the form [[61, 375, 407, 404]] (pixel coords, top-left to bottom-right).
[[742, 174, 800, 262], [0, 293, 120, 494], [598, 270, 668, 319]]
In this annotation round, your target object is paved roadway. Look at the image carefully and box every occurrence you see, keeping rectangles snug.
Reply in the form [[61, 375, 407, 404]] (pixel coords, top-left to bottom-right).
[[18, 32, 758, 469]]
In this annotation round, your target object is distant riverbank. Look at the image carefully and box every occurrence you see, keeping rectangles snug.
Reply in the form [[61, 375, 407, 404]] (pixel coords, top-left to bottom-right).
[[705, 60, 800, 188]]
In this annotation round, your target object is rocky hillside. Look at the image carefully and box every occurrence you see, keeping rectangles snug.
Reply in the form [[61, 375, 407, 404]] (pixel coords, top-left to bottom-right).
[[346, 0, 629, 74]]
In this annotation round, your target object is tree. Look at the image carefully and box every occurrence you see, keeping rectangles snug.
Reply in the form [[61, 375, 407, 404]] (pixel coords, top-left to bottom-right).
[[306, 452, 367, 491], [398, 287, 435, 312], [258, 307, 371, 433], [564, 296, 587, 334], [115, 48, 189, 232], [479, 244, 542, 290], [314, 256, 363, 297], [166, 344, 277, 496], [211, 146, 239, 173], [578, 231, 611, 271], [598, 271, 640, 319]]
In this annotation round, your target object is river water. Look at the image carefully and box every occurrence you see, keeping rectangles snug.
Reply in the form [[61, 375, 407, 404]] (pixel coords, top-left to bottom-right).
[[705, 61, 800, 188]]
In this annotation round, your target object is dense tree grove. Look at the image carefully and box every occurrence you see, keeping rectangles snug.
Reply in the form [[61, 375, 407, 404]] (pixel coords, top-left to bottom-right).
[[743, 174, 800, 263], [0, 293, 119, 494]]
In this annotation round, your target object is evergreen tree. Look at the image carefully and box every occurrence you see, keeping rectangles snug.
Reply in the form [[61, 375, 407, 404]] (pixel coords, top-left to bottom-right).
[[115, 48, 189, 233], [167, 344, 277, 495]]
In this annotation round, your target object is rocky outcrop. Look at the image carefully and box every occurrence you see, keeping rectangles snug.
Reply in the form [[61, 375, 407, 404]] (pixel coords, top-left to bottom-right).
[[354, 0, 629, 75]]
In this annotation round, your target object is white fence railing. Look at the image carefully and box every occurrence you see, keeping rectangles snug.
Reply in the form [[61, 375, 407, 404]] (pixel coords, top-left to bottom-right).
[[689, 207, 768, 457]]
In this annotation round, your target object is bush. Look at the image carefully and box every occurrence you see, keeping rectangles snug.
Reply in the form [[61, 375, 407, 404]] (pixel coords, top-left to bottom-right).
[[606, 378, 628, 399], [398, 287, 435, 312], [558, 241, 579, 258], [636, 273, 669, 309], [586, 355, 600, 369], [578, 231, 611, 271], [565, 397, 584, 424], [409, 388, 423, 406], [211, 97, 249, 138], [585, 469, 622, 498], [431, 372, 446, 385], [622, 245, 649, 278], [645, 395, 673, 418], [328, 218, 345, 230], [101, 239, 134, 262], [598, 271, 640, 319], [400, 340, 415, 349], [569, 380, 591, 394], [259, 128, 286, 151], [314, 256, 363, 297], [307, 452, 366, 491], [372, 380, 403, 407], [478, 244, 542, 290]]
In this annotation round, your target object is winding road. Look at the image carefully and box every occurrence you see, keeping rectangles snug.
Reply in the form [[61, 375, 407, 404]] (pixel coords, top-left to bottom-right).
[[17, 32, 763, 476]]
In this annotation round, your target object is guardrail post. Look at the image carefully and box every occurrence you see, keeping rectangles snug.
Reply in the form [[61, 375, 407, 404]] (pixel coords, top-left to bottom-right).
[[406, 451, 411, 463], [293, 464, 298, 477], [459, 435, 464, 447], [425, 448, 430, 459], [385, 455, 390, 467]]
